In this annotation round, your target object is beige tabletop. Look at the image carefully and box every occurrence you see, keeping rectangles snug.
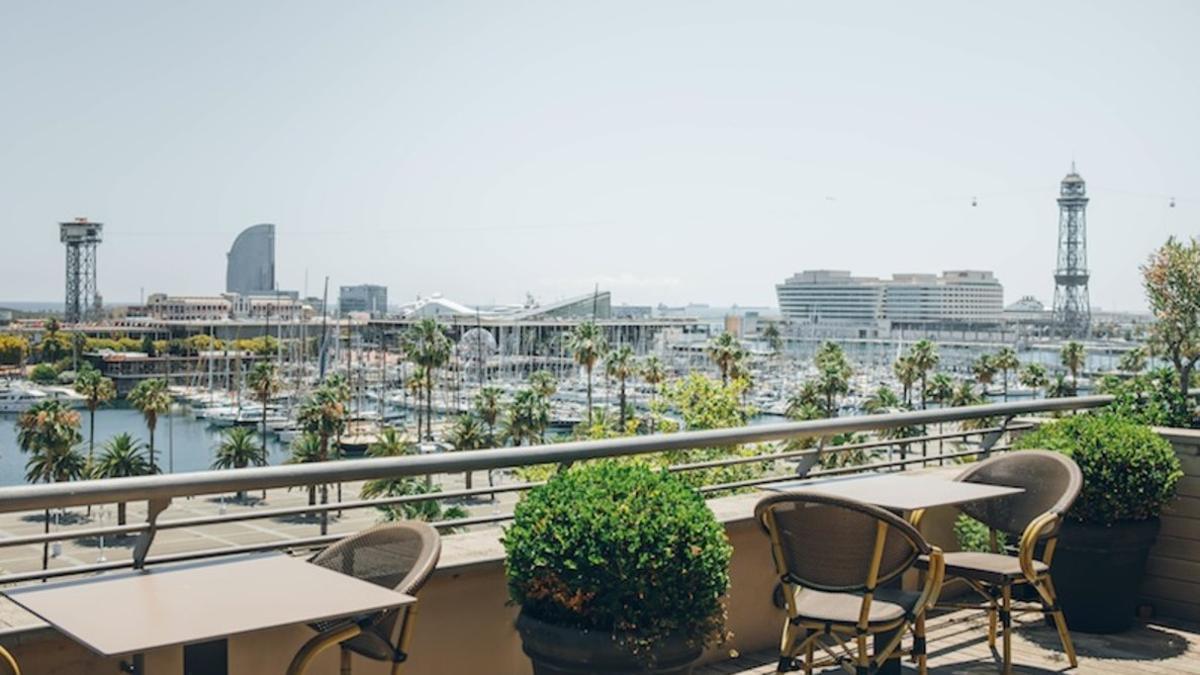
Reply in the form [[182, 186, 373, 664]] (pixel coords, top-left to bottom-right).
[[766, 472, 1023, 511], [3, 554, 414, 657]]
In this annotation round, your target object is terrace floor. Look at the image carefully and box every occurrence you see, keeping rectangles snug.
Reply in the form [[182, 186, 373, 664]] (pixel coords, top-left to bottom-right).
[[700, 608, 1200, 674]]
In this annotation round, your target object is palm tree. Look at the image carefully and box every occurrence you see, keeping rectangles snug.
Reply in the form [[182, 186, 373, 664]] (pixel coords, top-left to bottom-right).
[[786, 381, 824, 420], [950, 381, 983, 408], [128, 378, 171, 473], [297, 381, 348, 525], [1019, 363, 1049, 397], [640, 355, 666, 432], [288, 433, 324, 506], [403, 319, 452, 440], [604, 345, 636, 429], [212, 426, 267, 500], [565, 322, 608, 426], [908, 340, 940, 409], [91, 433, 152, 525], [246, 361, 280, 463], [406, 365, 428, 436], [926, 373, 954, 408], [16, 400, 84, 571], [893, 356, 918, 406], [762, 323, 783, 356], [369, 427, 411, 458], [1047, 373, 1075, 398], [972, 354, 997, 395], [707, 332, 744, 385], [1061, 341, 1086, 393], [473, 386, 503, 446], [529, 370, 557, 400], [447, 415, 487, 489], [504, 389, 549, 446], [993, 347, 1020, 402], [1118, 347, 1147, 374], [74, 368, 115, 464], [863, 385, 903, 414]]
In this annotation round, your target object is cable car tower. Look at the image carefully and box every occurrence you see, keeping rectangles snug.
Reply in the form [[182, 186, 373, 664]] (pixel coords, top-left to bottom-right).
[[60, 218, 103, 323], [1052, 165, 1090, 337]]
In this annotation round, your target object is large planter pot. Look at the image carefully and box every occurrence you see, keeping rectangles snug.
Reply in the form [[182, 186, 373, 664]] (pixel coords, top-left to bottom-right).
[[516, 611, 703, 675], [1051, 518, 1161, 634]]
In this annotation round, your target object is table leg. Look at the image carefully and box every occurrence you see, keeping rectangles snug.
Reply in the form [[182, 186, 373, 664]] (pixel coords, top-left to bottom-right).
[[120, 652, 145, 674]]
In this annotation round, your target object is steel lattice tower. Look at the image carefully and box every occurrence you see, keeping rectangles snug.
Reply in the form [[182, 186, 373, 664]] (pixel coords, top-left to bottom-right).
[[59, 218, 103, 323], [1052, 165, 1090, 337]]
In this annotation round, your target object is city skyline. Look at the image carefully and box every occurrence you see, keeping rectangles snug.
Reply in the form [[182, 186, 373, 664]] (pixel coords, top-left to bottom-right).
[[3, 2, 1198, 312]]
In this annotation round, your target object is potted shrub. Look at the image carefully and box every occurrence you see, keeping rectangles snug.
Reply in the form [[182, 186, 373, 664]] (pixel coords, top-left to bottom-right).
[[503, 461, 732, 675], [1014, 412, 1182, 633]]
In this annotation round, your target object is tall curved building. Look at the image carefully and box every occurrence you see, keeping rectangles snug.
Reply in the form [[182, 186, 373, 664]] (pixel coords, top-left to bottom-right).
[[226, 223, 276, 294]]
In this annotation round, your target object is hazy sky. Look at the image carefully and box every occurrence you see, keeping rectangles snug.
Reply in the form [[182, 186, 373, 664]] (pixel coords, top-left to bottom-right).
[[2, 1, 1197, 311]]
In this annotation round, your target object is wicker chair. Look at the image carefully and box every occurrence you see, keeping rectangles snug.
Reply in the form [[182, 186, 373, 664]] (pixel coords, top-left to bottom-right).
[[912, 450, 1082, 673], [287, 522, 441, 675], [756, 493, 945, 674]]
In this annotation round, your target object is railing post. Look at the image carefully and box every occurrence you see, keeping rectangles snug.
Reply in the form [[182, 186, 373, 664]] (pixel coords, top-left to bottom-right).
[[979, 416, 1015, 459], [132, 497, 170, 570]]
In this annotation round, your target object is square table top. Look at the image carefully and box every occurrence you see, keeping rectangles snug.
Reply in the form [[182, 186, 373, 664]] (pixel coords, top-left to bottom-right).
[[3, 554, 415, 657], [765, 472, 1024, 511]]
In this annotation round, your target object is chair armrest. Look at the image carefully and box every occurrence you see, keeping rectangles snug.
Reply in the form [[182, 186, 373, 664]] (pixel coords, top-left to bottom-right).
[[287, 623, 363, 675], [919, 546, 946, 611], [0, 645, 20, 675], [1018, 512, 1060, 582]]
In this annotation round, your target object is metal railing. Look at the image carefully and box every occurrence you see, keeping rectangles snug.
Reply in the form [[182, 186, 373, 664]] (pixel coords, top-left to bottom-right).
[[0, 395, 1117, 585]]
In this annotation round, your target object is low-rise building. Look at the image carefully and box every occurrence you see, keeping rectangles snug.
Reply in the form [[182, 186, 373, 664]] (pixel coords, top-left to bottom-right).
[[339, 284, 388, 317]]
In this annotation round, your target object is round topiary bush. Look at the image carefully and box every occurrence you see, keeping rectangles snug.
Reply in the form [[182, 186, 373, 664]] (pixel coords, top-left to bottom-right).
[[503, 460, 732, 655], [1014, 412, 1182, 526]]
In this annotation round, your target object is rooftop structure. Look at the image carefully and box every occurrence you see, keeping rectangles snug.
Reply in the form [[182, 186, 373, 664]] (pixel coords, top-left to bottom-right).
[[338, 284, 388, 317], [225, 224, 275, 295], [775, 269, 1003, 329], [59, 218, 103, 323]]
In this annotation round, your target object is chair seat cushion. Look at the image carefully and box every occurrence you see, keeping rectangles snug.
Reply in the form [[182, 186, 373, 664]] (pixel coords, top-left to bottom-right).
[[792, 587, 922, 625], [919, 551, 1048, 585]]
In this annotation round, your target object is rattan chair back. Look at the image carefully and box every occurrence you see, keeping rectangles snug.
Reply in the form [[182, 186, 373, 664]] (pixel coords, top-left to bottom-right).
[[955, 450, 1082, 538], [755, 492, 931, 592]]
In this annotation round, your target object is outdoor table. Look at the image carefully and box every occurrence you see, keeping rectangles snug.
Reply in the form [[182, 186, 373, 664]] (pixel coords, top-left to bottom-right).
[[767, 471, 1024, 674], [2, 553, 415, 675]]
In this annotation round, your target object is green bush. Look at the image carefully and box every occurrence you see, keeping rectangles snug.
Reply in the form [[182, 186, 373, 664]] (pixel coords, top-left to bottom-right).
[[1098, 367, 1196, 428], [503, 461, 731, 655], [29, 363, 58, 384], [1014, 413, 1182, 526], [954, 514, 1007, 553]]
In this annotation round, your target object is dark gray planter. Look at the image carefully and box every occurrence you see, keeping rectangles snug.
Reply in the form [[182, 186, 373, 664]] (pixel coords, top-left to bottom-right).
[[516, 611, 703, 675], [1051, 517, 1161, 634]]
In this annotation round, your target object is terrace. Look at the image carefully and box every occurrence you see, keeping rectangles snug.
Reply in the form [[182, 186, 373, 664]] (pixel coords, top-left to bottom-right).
[[0, 395, 1197, 674]]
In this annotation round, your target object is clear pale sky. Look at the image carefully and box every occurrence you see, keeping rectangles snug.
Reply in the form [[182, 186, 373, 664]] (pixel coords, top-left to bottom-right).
[[2, 1, 1197, 311]]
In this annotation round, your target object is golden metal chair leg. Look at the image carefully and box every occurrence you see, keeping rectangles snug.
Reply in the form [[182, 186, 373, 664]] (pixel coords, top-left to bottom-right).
[[915, 613, 927, 675], [1040, 578, 1077, 668], [287, 625, 362, 675], [0, 645, 20, 675], [1001, 585, 1013, 675]]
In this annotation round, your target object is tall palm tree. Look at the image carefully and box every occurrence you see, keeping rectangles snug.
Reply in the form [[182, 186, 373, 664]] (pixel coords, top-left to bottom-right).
[[16, 399, 84, 571], [297, 381, 348, 525], [1047, 373, 1074, 398], [473, 386, 503, 446], [893, 356, 918, 406], [605, 345, 636, 429], [565, 322, 608, 426], [212, 426, 267, 500], [926, 373, 954, 408], [907, 340, 940, 409], [640, 355, 666, 432], [993, 347, 1020, 402], [447, 414, 487, 489], [1019, 363, 1049, 397], [288, 433, 324, 506], [128, 378, 171, 473], [406, 364, 428, 436], [1060, 341, 1086, 393], [403, 319, 452, 440], [786, 381, 824, 420], [863, 385, 903, 414], [972, 354, 997, 395], [762, 323, 783, 356], [91, 433, 153, 525], [74, 368, 116, 464], [707, 332, 744, 385], [246, 361, 280, 463]]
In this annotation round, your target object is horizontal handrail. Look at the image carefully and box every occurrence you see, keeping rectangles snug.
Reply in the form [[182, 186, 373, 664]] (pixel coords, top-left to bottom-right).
[[0, 395, 1113, 513]]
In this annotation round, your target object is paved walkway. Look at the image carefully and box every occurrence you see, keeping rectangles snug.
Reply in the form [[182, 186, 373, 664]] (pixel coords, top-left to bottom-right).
[[700, 609, 1200, 674]]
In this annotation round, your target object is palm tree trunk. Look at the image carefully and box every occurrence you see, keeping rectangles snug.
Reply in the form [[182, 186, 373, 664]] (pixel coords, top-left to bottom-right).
[[586, 366, 593, 426], [426, 371, 433, 439], [148, 425, 156, 473], [117, 502, 127, 526], [618, 378, 627, 429], [42, 508, 50, 574]]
